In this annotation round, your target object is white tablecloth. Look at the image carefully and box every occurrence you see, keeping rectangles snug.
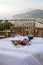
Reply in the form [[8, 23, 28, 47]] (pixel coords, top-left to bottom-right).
[[31, 37, 43, 44], [4, 35, 28, 41], [0, 50, 41, 65], [0, 36, 43, 65]]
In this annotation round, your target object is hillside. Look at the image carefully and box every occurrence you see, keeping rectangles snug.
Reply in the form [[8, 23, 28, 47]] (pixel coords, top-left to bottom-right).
[[13, 9, 43, 19]]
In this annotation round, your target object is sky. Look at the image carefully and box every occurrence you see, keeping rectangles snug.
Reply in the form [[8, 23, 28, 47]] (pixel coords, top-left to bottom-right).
[[0, 0, 43, 19]]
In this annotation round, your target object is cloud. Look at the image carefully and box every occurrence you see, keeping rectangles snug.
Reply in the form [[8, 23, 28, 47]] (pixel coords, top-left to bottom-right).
[[0, 3, 29, 16], [0, 0, 43, 19], [0, 4, 12, 14]]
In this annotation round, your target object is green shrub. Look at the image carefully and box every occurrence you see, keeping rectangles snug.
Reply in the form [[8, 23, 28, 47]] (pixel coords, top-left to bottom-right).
[[0, 20, 14, 31]]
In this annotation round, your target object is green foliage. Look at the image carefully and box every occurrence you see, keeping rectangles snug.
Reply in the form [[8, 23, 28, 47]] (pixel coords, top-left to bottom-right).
[[0, 20, 14, 31]]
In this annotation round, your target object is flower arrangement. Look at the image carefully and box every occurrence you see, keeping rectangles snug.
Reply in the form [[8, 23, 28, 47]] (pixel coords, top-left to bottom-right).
[[12, 40, 18, 45]]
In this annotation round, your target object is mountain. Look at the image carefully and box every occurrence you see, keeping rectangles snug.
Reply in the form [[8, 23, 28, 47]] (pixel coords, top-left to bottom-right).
[[28, 9, 43, 18], [13, 9, 43, 19]]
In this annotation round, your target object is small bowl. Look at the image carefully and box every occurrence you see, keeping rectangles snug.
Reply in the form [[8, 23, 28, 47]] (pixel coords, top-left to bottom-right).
[[28, 35, 33, 41]]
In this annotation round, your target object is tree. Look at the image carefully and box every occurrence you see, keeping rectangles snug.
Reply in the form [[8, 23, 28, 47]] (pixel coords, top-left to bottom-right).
[[0, 20, 14, 31]]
